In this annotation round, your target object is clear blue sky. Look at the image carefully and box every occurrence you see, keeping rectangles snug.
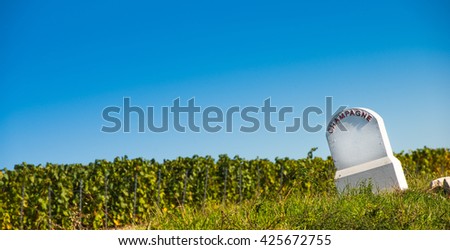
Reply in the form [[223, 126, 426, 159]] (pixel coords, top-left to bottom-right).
[[1, 0, 449, 168]]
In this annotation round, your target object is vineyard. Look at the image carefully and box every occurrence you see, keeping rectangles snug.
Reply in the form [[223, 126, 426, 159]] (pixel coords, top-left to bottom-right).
[[0, 147, 449, 230]]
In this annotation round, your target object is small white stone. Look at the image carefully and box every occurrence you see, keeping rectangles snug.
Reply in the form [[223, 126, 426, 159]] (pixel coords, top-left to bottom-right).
[[326, 108, 408, 193], [430, 177, 450, 190]]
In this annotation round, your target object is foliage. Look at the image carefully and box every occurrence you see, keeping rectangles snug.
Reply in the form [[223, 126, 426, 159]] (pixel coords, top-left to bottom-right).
[[141, 186, 450, 230], [0, 147, 448, 229]]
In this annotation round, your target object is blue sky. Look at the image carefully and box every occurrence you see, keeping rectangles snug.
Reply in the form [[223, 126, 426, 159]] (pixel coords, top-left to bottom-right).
[[1, 0, 449, 168]]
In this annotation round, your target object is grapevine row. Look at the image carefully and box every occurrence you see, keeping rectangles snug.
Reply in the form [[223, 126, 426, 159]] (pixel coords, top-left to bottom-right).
[[0, 147, 448, 229]]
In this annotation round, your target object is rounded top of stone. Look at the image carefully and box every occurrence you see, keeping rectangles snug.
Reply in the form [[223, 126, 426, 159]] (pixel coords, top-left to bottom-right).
[[326, 107, 394, 170]]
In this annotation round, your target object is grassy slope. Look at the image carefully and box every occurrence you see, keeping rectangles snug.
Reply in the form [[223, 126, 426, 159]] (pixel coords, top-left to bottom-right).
[[130, 173, 450, 230]]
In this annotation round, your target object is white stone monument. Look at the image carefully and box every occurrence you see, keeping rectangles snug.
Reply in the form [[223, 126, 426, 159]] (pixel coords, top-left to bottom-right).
[[326, 107, 408, 193]]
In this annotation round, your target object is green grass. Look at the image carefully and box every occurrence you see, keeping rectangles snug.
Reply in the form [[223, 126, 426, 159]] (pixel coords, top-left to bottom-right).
[[2, 147, 448, 229], [130, 173, 450, 230]]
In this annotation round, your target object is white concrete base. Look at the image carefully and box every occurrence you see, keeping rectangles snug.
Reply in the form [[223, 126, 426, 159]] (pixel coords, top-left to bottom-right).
[[335, 155, 408, 193]]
